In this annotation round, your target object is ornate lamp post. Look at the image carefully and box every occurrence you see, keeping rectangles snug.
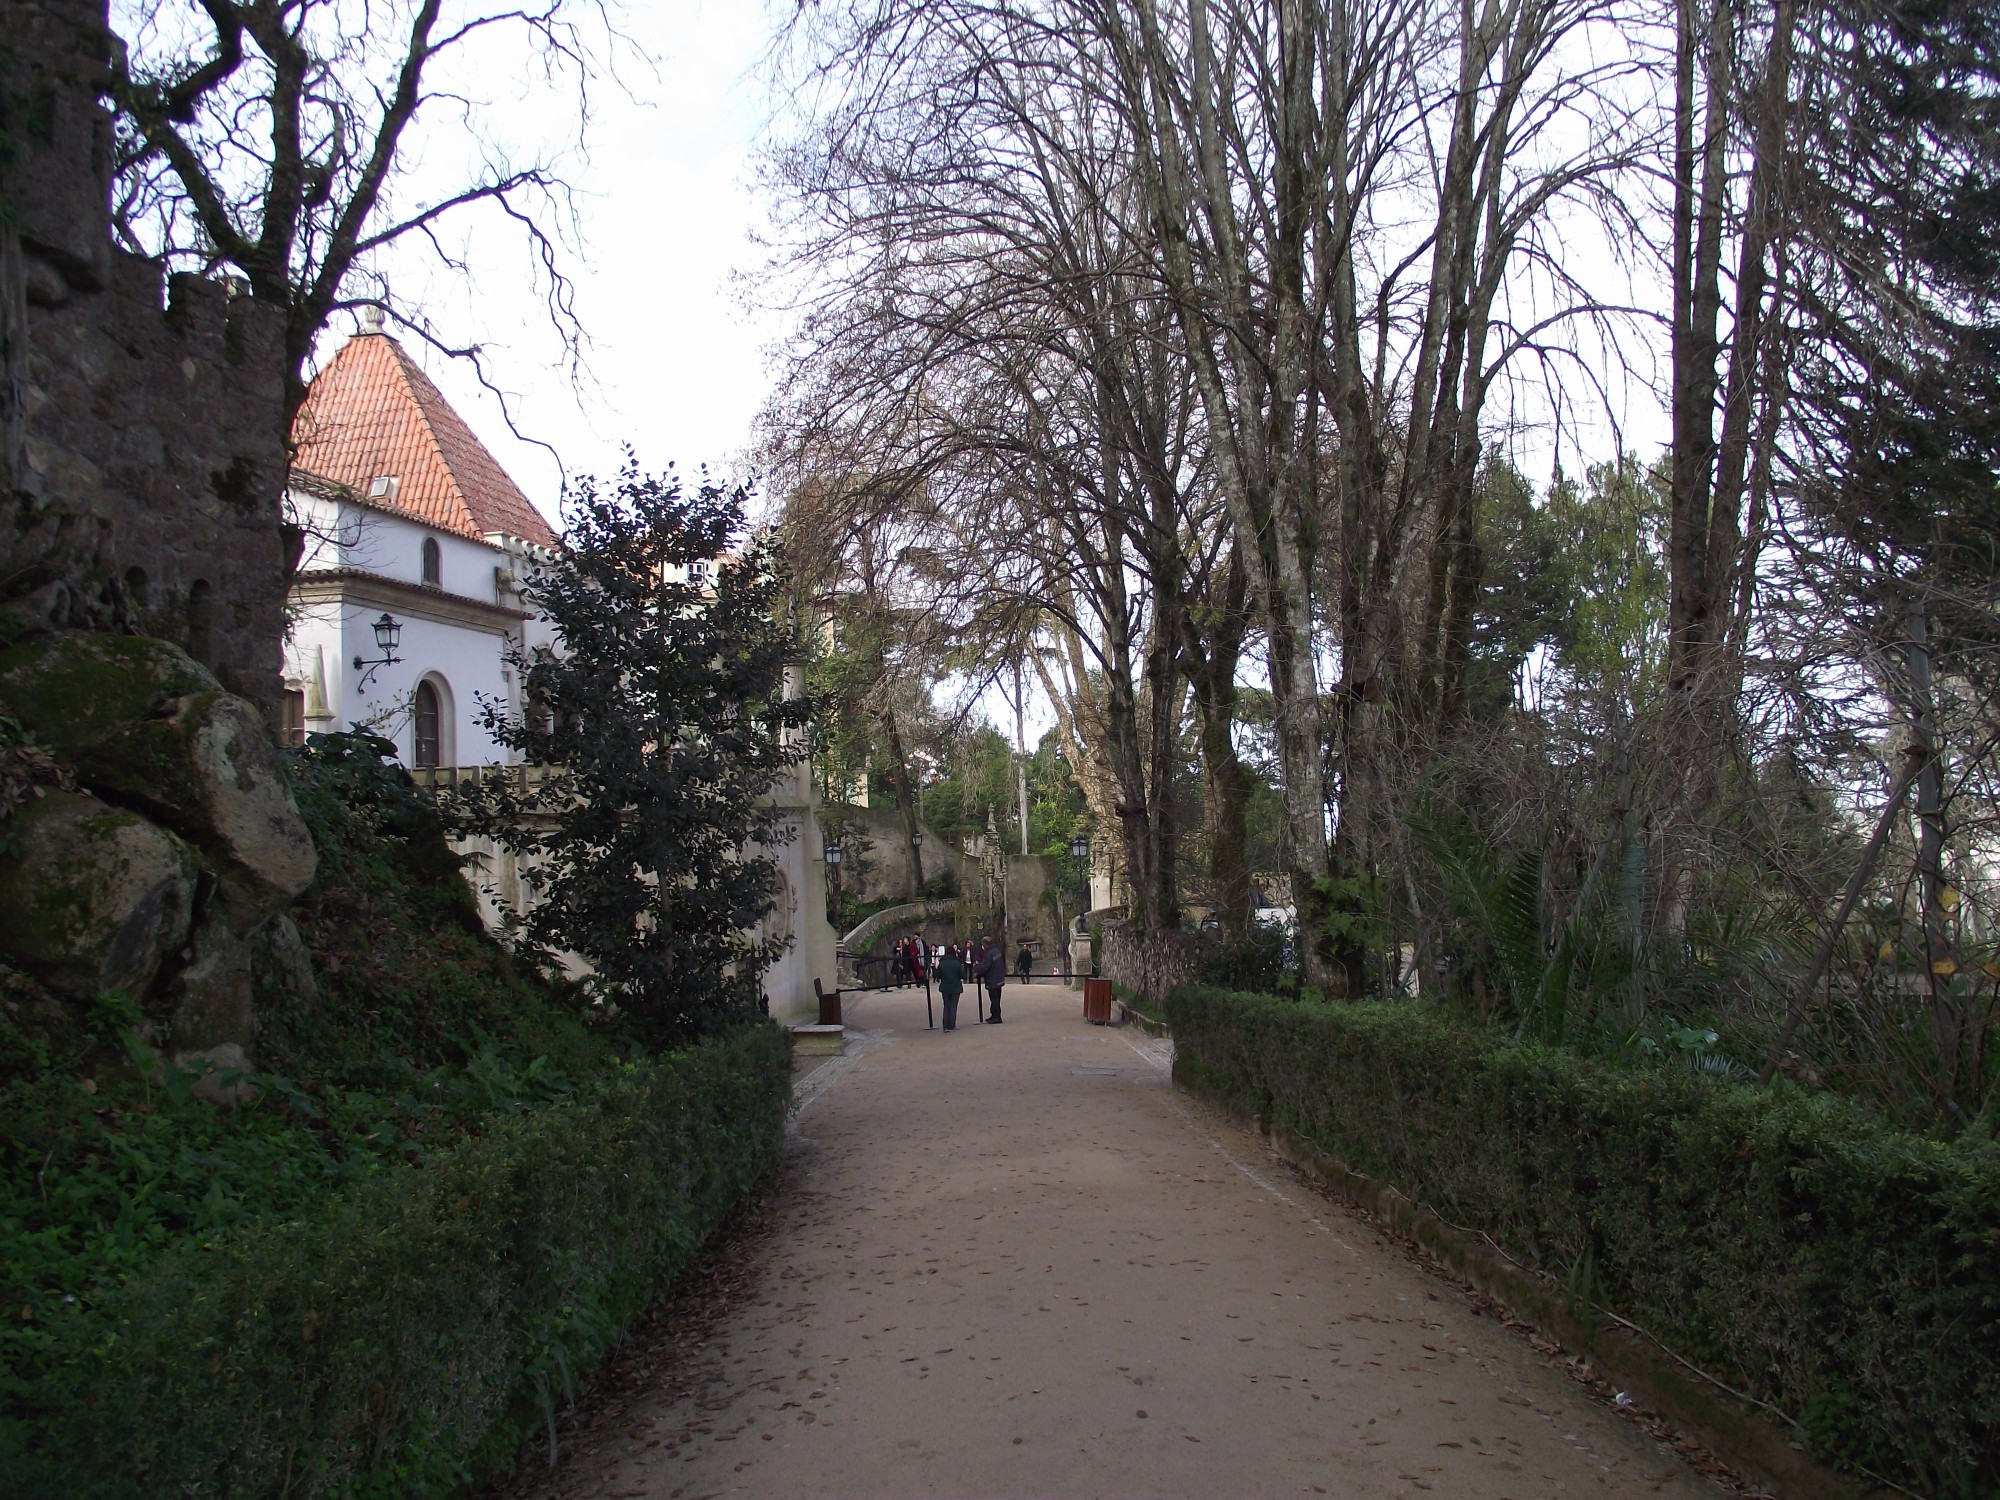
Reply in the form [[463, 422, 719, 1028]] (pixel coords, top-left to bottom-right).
[[1069, 834, 1090, 920]]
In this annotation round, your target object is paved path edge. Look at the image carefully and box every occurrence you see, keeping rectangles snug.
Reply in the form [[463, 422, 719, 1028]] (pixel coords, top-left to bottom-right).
[[1167, 1050, 1897, 1500]]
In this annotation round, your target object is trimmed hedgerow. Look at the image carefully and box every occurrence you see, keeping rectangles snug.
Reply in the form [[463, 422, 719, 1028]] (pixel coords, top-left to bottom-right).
[[7, 1020, 791, 1498], [1164, 985, 2000, 1498]]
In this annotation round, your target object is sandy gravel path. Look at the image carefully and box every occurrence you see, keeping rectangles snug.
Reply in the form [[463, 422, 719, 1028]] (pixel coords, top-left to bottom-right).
[[530, 982, 1724, 1499]]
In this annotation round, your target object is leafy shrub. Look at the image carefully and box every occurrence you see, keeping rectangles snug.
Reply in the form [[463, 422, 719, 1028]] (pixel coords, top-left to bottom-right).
[[0, 726, 721, 1491], [1191, 921, 1297, 994], [4, 1021, 792, 1497], [1164, 985, 2000, 1497], [447, 469, 810, 1051], [1, 724, 772, 1496]]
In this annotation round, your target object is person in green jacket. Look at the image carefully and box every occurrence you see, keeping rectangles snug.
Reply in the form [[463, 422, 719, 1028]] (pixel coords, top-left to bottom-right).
[[935, 943, 967, 1031]]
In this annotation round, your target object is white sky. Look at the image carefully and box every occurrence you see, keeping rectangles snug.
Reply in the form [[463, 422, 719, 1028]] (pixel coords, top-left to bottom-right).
[[358, 1, 786, 531]]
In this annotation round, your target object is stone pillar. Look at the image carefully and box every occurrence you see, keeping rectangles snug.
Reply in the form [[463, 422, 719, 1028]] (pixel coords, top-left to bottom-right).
[[1067, 924, 1093, 991]]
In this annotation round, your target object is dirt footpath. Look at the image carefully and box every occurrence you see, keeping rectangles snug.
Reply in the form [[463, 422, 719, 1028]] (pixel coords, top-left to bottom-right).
[[528, 982, 1726, 1499]]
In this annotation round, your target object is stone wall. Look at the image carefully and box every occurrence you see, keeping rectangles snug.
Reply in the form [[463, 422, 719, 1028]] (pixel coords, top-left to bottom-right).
[[1, 0, 289, 708], [1098, 920, 1215, 1007], [821, 800, 1068, 959]]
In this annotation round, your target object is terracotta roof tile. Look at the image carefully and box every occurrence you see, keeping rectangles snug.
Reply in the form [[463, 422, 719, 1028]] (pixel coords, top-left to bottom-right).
[[292, 330, 558, 547]]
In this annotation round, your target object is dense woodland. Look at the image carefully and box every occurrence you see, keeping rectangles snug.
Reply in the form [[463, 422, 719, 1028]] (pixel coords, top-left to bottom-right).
[[759, 0, 2000, 1133]]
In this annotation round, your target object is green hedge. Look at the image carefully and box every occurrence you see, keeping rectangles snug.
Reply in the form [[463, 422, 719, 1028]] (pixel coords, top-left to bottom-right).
[[7, 1021, 792, 1498], [1164, 985, 2000, 1498]]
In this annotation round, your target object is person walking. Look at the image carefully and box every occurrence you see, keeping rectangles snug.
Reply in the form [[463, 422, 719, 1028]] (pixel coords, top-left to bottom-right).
[[980, 938, 1007, 1024], [909, 934, 928, 986], [936, 943, 966, 1031], [1015, 942, 1032, 984]]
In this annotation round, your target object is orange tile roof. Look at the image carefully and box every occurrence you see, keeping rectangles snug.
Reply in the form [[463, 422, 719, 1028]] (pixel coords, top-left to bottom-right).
[[292, 328, 558, 547]]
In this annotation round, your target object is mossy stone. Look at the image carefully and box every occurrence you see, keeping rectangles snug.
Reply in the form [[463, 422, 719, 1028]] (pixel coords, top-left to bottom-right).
[[0, 632, 220, 755], [0, 790, 198, 999], [79, 690, 314, 924]]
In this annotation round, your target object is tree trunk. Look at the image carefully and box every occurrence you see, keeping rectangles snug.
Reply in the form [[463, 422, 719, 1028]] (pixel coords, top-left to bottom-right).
[[1195, 674, 1252, 938], [1185, 549, 1253, 938], [1014, 659, 1030, 857], [1904, 593, 1956, 1089], [878, 702, 925, 899]]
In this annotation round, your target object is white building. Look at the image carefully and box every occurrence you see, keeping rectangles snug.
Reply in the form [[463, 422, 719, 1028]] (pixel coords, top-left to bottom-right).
[[282, 306, 558, 761], [283, 311, 832, 1025]]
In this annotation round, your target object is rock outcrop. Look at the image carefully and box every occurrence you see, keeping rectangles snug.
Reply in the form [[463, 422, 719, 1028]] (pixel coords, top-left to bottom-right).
[[0, 631, 318, 1071], [0, 789, 197, 1000], [0, 633, 314, 917]]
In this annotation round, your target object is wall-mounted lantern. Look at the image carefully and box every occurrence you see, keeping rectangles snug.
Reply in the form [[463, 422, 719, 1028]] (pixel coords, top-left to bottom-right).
[[353, 612, 402, 689]]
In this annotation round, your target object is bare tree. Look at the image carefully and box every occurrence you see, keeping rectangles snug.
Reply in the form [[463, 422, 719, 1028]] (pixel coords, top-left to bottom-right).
[[1099, 0, 1650, 987], [763, 10, 1221, 933], [108, 0, 609, 431], [769, 0, 1651, 981]]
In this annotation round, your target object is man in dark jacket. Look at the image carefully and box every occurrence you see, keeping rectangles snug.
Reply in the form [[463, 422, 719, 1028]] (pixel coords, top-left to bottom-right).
[[980, 937, 1006, 1023], [936, 944, 966, 1031]]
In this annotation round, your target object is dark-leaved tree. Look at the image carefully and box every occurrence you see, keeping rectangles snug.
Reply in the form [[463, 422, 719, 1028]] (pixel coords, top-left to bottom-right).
[[457, 463, 810, 1049]]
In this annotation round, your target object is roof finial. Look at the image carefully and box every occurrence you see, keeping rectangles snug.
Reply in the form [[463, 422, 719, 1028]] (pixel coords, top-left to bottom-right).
[[360, 303, 386, 334]]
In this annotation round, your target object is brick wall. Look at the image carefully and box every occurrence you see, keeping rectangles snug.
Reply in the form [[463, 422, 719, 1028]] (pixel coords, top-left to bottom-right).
[[1, 0, 289, 708]]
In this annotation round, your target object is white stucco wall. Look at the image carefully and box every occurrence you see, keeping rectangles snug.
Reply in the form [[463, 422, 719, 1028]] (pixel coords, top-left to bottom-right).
[[285, 492, 534, 766]]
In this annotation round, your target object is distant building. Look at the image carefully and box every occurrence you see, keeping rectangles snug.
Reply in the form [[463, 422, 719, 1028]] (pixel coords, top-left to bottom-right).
[[282, 306, 557, 761], [282, 311, 832, 1023]]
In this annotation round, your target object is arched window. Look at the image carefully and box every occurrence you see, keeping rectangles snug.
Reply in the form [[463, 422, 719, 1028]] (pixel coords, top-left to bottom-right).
[[413, 679, 442, 768], [421, 537, 442, 587]]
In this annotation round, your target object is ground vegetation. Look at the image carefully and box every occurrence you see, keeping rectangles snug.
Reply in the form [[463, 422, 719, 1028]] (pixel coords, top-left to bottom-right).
[[1, 719, 795, 1492]]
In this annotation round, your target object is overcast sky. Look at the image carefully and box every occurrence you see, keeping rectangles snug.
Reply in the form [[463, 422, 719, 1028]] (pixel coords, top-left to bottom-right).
[[357, 1, 786, 533]]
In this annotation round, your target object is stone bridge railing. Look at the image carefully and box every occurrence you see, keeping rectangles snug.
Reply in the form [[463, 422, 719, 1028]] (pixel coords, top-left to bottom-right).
[[839, 898, 959, 985], [409, 763, 566, 793]]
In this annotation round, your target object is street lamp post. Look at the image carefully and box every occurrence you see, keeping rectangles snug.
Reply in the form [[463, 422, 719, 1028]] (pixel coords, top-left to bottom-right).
[[1069, 835, 1090, 924], [823, 842, 843, 930]]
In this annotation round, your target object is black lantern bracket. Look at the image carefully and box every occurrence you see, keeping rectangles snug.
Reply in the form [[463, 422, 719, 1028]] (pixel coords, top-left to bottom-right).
[[353, 612, 403, 689]]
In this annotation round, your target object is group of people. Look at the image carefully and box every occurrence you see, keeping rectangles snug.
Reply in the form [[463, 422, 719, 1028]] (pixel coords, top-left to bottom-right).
[[884, 934, 1037, 1031], [889, 935, 929, 986], [934, 935, 1020, 1030]]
